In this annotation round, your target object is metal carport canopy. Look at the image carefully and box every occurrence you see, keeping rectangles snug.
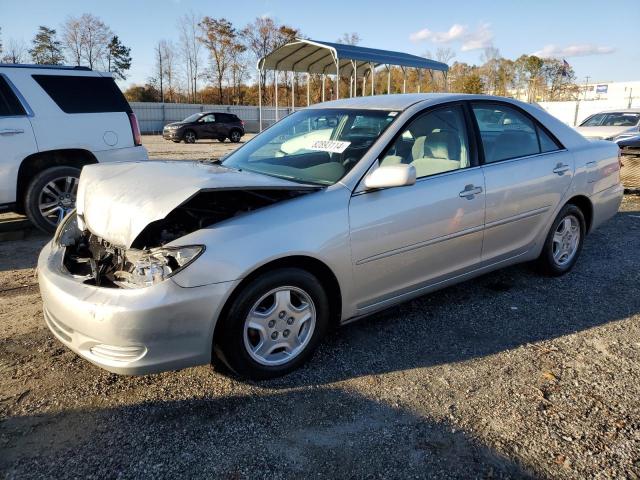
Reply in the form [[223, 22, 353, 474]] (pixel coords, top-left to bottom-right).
[[258, 38, 449, 75]]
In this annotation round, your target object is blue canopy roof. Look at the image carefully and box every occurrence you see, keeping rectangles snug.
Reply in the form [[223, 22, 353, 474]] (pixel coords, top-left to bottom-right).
[[258, 38, 448, 76]]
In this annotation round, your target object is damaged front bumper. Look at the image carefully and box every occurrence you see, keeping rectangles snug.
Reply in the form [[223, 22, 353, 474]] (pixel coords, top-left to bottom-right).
[[38, 240, 239, 375]]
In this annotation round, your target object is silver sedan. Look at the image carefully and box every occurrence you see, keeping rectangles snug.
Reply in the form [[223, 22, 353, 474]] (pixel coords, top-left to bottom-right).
[[38, 94, 624, 380]]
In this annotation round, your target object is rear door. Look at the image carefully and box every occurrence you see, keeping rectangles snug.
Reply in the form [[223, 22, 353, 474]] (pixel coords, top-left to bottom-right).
[[470, 101, 573, 263], [0, 75, 37, 205]]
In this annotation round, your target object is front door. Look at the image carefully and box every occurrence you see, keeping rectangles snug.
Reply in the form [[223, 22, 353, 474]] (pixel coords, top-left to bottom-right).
[[349, 104, 485, 312], [0, 76, 37, 205]]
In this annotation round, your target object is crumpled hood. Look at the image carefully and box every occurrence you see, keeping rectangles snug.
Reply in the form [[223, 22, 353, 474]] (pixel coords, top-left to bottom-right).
[[76, 161, 312, 248], [574, 125, 637, 140]]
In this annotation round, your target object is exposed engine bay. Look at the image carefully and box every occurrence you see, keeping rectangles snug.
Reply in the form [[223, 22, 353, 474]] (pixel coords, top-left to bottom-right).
[[61, 188, 314, 288]]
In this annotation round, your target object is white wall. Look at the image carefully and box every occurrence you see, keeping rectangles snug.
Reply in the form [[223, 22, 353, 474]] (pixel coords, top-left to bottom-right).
[[538, 98, 640, 126]]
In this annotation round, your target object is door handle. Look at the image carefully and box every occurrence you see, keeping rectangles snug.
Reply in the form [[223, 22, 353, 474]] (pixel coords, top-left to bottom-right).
[[0, 128, 24, 136], [459, 184, 483, 198], [553, 163, 570, 175]]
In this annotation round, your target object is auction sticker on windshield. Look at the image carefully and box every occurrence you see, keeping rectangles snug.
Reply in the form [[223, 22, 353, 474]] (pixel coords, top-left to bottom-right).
[[308, 140, 351, 153]]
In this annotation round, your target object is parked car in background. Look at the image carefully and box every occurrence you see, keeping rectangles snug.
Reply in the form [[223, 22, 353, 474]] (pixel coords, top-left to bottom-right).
[[162, 111, 245, 144], [617, 133, 640, 156], [575, 109, 640, 140], [39, 94, 623, 380], [0, 64, 148, 233], [618, 134, 640, 189]]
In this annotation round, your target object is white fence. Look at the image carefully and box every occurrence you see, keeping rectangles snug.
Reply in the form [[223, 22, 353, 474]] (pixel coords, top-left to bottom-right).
[[131, 97, 640, 134], [538, 98, 640, 126], [130, 102, 292, 134]]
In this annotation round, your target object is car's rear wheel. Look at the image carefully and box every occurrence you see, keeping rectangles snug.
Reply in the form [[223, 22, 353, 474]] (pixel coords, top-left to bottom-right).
[[215, 268, 329, 380], [24, 166, 81, 234], [536, 204, 585, 276], [184, 130, 196, 144], [229, 130, 242, 143]]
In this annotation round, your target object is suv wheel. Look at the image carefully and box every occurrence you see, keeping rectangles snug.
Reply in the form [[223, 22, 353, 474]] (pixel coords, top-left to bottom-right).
[[215, 268, 329, 380], [24, 166, 81, 234], [183, 130, 196, 144], [229, 130, 242, 143]]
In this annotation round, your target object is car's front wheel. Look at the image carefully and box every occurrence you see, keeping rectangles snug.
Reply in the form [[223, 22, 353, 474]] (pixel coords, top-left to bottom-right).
[[183, 130, 196, 143], [24, 166, 81, 234], [536, 204, 585, 276], [215, 268, 329, 380]]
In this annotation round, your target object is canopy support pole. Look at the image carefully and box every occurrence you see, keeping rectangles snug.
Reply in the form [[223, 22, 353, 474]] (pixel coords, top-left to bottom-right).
[[417, 69, 422, 93], [306, 73, 310, 106], [335, 58, 340, 100], [258, 68, 263, 132], [291, 72, 295, 111], [362, 73, 366, 97], [401, 67, 407, 93], [321, 74, 325, 102], [371, 63, 375, 95], [387, 65, 391, 94], [274, 70, 279, 121]]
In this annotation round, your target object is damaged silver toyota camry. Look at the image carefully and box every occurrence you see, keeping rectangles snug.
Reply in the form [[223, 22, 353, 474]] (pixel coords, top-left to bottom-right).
[[38, 94, 623, 380]]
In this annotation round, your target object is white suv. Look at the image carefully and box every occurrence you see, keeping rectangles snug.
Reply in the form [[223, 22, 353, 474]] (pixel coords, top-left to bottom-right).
[[0, 64, 148, 232]]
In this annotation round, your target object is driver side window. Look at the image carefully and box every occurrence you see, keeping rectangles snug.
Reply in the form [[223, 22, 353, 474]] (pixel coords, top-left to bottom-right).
[[380, 105, 470, 179], [200, 114, 215, 123]]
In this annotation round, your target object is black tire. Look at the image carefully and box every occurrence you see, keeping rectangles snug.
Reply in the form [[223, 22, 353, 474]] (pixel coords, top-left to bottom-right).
[[229, 129, 242, 143], [214, 268, 329, 380], [183, 130, 196, 144], [217, 136, 226, 143], [24, 165, 81, 234], [536, 204, 586, 276]]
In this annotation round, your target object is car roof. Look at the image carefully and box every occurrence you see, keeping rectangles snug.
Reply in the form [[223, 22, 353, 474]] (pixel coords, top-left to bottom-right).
[[592, 109, 640, 114], [307, 93, 541, 111]]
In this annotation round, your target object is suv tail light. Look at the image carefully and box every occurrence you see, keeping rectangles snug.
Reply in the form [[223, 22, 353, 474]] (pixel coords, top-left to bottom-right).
[[241, 120, 245, 127], [128, 112, 142, 146]]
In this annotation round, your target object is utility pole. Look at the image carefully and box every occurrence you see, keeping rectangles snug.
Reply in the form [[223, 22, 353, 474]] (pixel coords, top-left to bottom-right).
[[583, 76, 590, 100]]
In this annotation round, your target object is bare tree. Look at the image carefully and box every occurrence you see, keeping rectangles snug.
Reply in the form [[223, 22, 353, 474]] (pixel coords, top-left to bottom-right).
[[228, 41, 248, 104], [198, 17, 239, 104], [178, 12, 203, 103], [2, 38, 28, 63], [435, 47, 456, 65], [62, 16, 83, 65], [240, 17, 299, 102], [62, 14, 112, 69], [154, 40, 178, 102], [337, 32, 360, 45]]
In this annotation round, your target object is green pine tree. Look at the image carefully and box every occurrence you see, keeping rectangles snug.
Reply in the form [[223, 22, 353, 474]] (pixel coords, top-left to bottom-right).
[[29, 26, 64, 65], [106, 35, 131, 80]]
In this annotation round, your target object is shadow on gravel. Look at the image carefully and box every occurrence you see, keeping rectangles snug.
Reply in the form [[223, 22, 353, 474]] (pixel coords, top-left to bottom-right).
[[266, 208, 640, 389], [0, 233, 48, 273], [0, 389, 532, 479]]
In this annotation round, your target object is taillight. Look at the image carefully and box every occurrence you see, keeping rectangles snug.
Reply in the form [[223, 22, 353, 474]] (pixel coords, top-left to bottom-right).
[[128, 112, 142, 146], [241, 120, 245, 127]]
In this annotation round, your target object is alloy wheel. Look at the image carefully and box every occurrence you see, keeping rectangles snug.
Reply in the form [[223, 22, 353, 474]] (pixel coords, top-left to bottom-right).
[[243, 286, 316, 366], [38, 175, 78, 228], [552, 215, 580, 266]]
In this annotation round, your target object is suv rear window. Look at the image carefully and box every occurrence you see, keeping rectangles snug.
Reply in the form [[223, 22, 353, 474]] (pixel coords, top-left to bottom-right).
[[0, 77, 26, 116], [33, 75, 131, 114], [217, 113, 238, 123]]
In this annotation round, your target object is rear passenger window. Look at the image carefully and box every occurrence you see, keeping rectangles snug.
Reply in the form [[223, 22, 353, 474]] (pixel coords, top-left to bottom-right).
[[0, 77, 26, 117], [33, 75, 131, 114], [538, 127, 562, 153], [472, 104, 540, 163]]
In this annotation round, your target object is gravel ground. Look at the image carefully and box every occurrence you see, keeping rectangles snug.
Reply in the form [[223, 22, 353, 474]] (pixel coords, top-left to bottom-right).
[[140, 133, 256, 161], [0, 137, 639, 478]]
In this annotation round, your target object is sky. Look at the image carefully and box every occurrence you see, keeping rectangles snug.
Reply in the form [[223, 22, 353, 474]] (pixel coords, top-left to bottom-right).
[[1, 0, 639, 88]]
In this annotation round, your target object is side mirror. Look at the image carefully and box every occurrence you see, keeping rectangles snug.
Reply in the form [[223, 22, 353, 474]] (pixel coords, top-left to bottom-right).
[[364, 164, 416, 190]]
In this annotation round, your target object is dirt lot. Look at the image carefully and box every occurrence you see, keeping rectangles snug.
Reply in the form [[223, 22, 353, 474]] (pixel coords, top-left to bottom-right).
[[141, 133, 256, 161], [1, 137, 639, 479]]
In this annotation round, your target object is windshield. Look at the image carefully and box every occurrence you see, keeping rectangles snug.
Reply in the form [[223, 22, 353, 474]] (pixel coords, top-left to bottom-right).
[[222, 109, 397, 185], [581, 112, 640, 127], [183, 113, 202, 123]]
